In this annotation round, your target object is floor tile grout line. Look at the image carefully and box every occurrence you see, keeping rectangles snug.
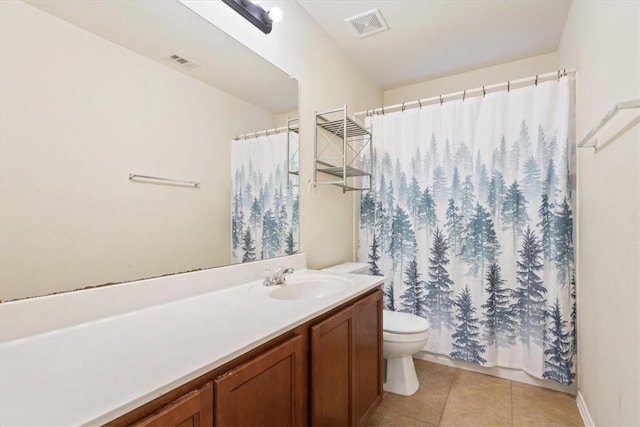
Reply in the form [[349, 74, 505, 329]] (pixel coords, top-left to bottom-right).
[[403, 412, 439, 427], [510, 380, 514, 427], [436, 367, 459, 426]]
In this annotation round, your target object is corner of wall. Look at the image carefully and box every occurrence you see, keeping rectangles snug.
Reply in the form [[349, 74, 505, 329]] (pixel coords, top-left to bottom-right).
[[558, 2, 640, 426]]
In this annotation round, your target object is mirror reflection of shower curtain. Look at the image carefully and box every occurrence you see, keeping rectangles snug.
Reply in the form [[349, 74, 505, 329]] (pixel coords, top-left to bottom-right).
[[231, 132, 299, 263], [358, 76, 576, 386]]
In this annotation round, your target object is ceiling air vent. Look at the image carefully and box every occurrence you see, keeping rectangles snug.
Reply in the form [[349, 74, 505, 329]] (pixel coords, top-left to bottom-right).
[[163, 53, 200, 70], [345, 9, 389, 38]]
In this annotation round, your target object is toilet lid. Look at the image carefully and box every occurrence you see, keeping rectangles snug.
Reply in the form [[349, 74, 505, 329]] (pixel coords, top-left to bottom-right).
[[383, 310, 430, 334]]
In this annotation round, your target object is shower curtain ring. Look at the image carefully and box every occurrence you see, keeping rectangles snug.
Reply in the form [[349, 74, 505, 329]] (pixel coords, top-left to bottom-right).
[[382, 106, 385, 116], [507, 81, 510, 93], [440, 95, 443, 106], [558, 70, 561, 81], [463, 90, 466, 101], [535, 75, 539, 86], [482, 86, 486, 97], [402, 102, 405, 112], [418, 99, 422, 109]]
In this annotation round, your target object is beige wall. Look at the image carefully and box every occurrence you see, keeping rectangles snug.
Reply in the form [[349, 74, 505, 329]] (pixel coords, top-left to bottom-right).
[[0, 1, 275, 301], [384, 53, 558, 105], [559, 1, 640, 425], [181, 1, 384, 269]]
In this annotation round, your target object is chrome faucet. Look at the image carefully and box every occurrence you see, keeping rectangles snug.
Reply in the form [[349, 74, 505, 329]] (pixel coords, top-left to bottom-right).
[[263, 266, 295, 286]]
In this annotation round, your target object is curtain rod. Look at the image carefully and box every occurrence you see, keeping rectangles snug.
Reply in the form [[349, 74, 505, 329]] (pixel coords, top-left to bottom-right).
[[233, 119, 299, 141], [353, 68, 577, 118]]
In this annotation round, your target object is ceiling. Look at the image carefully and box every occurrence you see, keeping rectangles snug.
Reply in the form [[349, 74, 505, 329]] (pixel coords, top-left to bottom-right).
[[23, 0, 298, 114], [298, 0, 573, 89]]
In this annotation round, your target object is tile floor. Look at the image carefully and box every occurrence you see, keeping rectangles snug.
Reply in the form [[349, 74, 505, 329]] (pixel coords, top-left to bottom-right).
[[367, 359, 584, 427]]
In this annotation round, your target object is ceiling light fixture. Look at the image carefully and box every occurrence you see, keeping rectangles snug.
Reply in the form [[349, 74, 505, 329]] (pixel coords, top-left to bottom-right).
[[222, 0, 282, 34]]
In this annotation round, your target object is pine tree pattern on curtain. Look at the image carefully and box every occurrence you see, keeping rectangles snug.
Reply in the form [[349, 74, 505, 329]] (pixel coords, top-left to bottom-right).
[[358, 77, 576, 385], [231, 132, 299, 263]]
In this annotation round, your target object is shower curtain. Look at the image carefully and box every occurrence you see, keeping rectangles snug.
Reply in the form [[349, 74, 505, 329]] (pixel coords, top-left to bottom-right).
[[231, 131, 299, 263], [358, 76, 576, 385]]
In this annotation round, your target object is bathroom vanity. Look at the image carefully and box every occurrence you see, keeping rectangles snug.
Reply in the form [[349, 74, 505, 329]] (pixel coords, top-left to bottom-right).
[[0, 255, 384, 426], [114, 288, 382, 426]]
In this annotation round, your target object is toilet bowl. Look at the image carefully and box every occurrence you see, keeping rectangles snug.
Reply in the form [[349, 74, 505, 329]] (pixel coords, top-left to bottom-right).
[[383, 310, 430, 396]]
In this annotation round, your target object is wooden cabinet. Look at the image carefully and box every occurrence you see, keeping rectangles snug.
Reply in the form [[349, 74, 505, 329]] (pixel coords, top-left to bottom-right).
[[214, 335, 304, 426], [133, 382, 213, 427], [115, 288, 382, 427], [353, 289, 384, 425], [310, 306, 354, 426], [310, 289, 383, 426]]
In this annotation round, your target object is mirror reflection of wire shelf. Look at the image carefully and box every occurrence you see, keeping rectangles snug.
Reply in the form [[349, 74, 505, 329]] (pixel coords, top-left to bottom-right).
[[287, 116, 300, 188], [314, 105, 372, 192]]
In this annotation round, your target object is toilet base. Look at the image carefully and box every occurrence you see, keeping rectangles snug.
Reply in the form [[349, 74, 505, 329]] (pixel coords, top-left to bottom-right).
[[383, 355, 419, 396]]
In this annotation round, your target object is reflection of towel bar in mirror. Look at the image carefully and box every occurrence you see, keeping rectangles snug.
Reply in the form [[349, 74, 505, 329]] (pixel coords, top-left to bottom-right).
[[129, 173, 200, 188], [232, 121, 299, 141], [578, 99, 640, 150]]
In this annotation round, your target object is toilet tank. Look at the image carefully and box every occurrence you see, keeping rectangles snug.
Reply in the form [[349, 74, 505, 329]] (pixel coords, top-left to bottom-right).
[[321, 262, 371, 275]]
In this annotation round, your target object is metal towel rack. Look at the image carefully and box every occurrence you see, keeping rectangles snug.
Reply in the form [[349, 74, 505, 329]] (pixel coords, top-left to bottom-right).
[[578, 99, 640, 150], [129, 173, 200, 188]]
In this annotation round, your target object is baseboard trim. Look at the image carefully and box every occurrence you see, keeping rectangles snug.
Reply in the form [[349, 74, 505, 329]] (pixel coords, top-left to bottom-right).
[[414, 351, 576, 394], [576, 391, 595, 427]]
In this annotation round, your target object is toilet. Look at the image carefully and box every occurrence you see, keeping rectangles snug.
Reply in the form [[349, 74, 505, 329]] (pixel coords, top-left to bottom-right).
[[383, 310, 430, 396], [321, 263, 430, 396]]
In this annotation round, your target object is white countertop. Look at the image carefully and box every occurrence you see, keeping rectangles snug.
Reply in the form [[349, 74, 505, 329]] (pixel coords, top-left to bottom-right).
[[0, 268, 383, 426]]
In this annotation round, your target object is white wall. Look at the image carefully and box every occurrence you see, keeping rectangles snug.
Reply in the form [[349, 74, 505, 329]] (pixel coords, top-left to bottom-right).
[[384, 53, 558, 105], [181, 1, 383, 269], [0, 1, 275, 301], [559, 2, 640, 425]]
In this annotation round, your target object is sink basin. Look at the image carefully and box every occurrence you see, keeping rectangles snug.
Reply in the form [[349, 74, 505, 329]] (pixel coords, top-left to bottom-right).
[[263, 275, 352, 300]]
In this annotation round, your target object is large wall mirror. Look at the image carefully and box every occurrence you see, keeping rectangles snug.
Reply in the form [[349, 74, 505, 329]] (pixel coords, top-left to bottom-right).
[[0, 0, 299, 301]]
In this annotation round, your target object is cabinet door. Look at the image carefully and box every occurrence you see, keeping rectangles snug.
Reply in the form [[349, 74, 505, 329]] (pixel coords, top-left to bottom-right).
[[353, 289, 383, 426], [310, 306, 355, 426], [134, 382, 213, 427], [214, 335, 304, 426]]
